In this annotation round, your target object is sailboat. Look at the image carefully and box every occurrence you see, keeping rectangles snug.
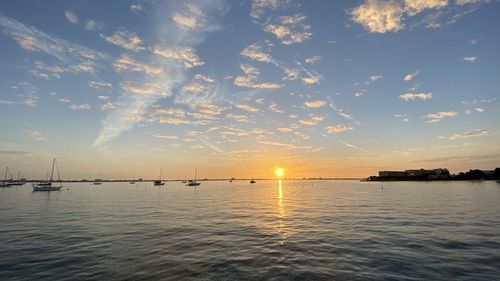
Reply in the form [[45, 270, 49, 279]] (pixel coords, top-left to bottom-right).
[[10, 171, 25, 186], [32, 158, 63, 191], [250, 172, 256, 184], [154, 168, 165, 186], [186, 167, 201, 186], [93, 175, 103, 185], [0, 167, 12, 187], [129, 177, 136, 184]]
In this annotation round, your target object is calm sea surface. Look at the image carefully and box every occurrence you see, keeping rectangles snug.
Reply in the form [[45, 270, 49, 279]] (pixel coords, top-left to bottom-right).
[[1, 180, 500, 280]]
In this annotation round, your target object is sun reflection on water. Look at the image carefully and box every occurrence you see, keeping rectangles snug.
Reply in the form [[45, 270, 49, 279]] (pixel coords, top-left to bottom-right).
[[277, 179, 287, 245]]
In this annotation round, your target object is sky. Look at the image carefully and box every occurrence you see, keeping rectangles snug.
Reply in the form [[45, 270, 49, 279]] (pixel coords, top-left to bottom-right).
[[0, 0, 499, 180]]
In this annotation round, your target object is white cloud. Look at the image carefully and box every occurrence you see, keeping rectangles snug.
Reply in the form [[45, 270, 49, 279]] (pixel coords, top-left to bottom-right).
[[302, 75, 320, 85], [369, 74, 383, 81], [305, 55, 322, 64], [152, 133, 179, 140], [250, 0, 284, 19], [70, 103, 91, 110], [299, 116, 325, 126], [283, 68, 300, 80], [351, 0, 452, 33], [101, 102, 115, 111], [463, 56, 477, 62], [426, 111, 458, 123], [92, 1, 226, 148], [240, 43, 273, 63], [449, 129, 491, 140], [120, 81, 164, 96], [400, 92, 432, 101], [22, 98, 38, 107], [304, 100, 326, 108], [102, 30, 145, 52], [235, 103, 260, 112], [64, 10, 79, 25], [130, 4, 143, 13], [326, 125, 354, 134], [88, 80, 112, 90], [264, 14, 312, 45], [404, 0, 448, 15], [234, 64, 281, 89], [225, 113, 251, 123], [25, 129, 46, 141], [351, 0, 405, 33], [404, 70, 420, 81], [456, 0, 486, 5], [0, 14, 106, 73], [84, 20, 101, 31], [153, 46, 204, 68], [113, 54, 163, 75], [268, 102, 283, 113], [171, 3, 205, 30]]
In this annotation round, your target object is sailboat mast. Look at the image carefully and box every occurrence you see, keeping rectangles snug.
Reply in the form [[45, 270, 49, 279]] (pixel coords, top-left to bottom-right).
[[50, 158, 55, 182], [195, 167, 197, 181], [3, 167, 7, 181]]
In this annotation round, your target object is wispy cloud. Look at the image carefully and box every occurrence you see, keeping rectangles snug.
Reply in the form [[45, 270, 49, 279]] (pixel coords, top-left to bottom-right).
[[234, 64, 281, 89], [264, 14, 312, 45], [304, 100, 326, 108], [235, 103, 260, 112], [325, 125, 353, 134], [25, 129, 46, 141], [404, 70, 420, 81], [463, 56, 477, 62], [102, 30, 145, 52], [93, 0, 229, 149], [449, 129, 492, 140], [64, 10, 79, 25], [299, 115, 325, 126], [426, 111, 458, 123], [0, 14, 107, 72], [400, 92, 432, 101]]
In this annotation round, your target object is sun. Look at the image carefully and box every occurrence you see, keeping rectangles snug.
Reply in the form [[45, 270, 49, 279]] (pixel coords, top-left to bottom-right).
[[275, 167, 285, 178]]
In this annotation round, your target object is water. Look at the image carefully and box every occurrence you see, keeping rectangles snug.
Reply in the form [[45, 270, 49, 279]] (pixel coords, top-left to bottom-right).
[[1, 180, 500, 280]]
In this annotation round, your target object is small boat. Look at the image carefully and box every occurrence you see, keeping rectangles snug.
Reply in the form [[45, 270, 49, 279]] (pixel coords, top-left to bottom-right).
[[93, 175, 103, 185], [130, 177, 136, 184], [154, 168, 165, 186], [250, 173, 256, 184], [33, 158, 63, 192], [186, 167, 201, 186]]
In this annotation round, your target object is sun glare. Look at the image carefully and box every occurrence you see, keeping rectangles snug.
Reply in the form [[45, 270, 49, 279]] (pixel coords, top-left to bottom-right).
[[275, 167, 285, 178]]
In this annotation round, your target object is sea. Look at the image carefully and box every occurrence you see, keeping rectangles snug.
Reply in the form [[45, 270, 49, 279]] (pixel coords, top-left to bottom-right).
[[1, 180, 499, 280]]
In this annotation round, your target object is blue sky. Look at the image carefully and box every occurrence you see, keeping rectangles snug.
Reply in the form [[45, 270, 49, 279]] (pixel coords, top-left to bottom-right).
[[0, 0, 499, 179]]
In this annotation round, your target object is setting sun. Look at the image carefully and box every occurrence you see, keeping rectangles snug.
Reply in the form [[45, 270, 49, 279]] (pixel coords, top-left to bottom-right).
[[275, 168, 285, 178]]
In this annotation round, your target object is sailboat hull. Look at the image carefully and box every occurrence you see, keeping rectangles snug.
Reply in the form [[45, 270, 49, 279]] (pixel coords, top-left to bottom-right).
[[32, 184, 62, 192]]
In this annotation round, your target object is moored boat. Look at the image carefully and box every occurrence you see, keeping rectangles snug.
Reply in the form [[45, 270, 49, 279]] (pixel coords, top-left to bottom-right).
[[33, 158, 63, 192]]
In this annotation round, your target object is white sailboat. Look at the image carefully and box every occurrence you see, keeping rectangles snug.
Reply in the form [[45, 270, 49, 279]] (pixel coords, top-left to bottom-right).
[[154, 168, 165, 186], [186, 167, 201, 186], [0, 167, 12, 187], [10, 171, 25, 186], [32, 158, 63, 192]]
